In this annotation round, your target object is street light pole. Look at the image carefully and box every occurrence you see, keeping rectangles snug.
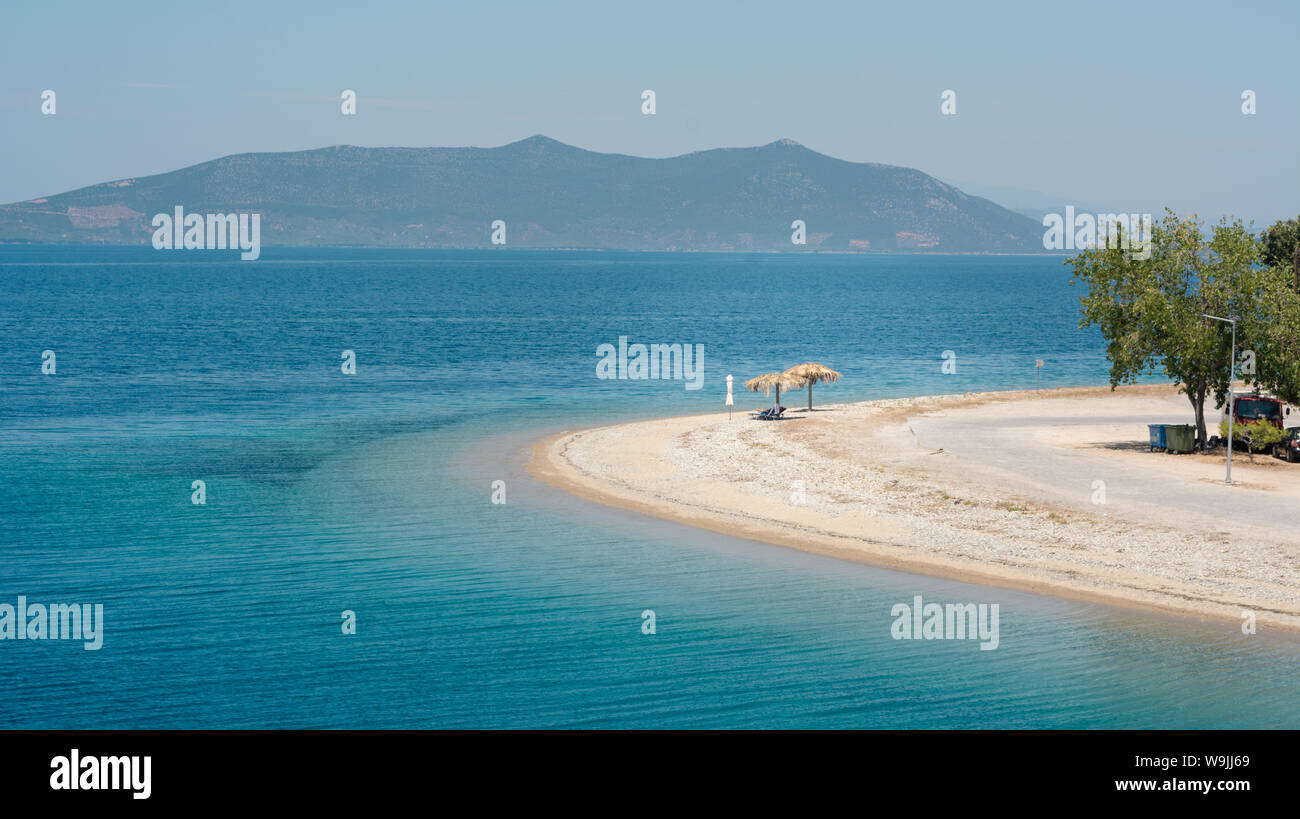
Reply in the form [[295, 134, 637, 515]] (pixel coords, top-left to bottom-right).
[[1204, 313, 1237, 485]]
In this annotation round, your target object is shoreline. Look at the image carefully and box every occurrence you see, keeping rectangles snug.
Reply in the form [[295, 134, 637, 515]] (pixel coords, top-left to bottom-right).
[[528, 385, 1300, 634]]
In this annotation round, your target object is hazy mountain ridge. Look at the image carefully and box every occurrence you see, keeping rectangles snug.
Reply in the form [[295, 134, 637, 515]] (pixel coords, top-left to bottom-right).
[[0, 136, 1044, 252]]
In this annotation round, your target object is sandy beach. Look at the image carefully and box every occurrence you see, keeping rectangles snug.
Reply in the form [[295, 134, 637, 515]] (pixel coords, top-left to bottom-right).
[[530, 385, 1300, 632]]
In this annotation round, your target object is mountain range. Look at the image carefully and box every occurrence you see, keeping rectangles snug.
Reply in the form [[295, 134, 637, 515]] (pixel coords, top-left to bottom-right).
[[0, 136, 1046, 252]]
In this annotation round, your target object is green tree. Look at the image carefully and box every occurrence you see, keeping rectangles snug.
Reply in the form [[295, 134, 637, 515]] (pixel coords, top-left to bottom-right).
[[1246, 217, 1300, 405], [1067, 211, 1260, 446], [1243, 263, 1300, 405], [1260, 215, 1300, 273], [1218, 417, 1286, 462]]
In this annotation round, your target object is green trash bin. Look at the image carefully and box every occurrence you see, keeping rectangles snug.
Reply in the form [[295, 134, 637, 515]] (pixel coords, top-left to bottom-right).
[[1165, 424, 1195, 453]]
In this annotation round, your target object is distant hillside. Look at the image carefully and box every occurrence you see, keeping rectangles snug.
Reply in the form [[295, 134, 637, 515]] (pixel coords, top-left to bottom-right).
[[0, 136, 1044, 252], [940, 178, 1112, 226]]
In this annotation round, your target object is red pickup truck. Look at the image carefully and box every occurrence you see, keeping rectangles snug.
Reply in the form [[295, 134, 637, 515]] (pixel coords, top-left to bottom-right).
[[1224, 394, 1285, 428]]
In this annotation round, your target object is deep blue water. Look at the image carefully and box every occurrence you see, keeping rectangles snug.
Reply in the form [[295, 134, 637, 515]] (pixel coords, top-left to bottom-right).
[[2, 246, 1297, 728]]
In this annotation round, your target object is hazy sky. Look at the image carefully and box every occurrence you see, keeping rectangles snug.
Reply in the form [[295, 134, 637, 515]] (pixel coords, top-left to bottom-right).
[[2, 0, 1296, 225]]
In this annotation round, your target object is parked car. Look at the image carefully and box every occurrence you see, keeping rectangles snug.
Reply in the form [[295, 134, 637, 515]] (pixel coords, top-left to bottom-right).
[[1272, 427, 1300, 463]]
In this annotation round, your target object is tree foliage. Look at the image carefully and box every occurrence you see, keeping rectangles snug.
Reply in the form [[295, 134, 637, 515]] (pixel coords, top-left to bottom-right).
[[1248, 216, 1300, 405], [1066, 210, 1297, 445], [1261, 215, 1300, 271], [1219, 418, 1286, 461]]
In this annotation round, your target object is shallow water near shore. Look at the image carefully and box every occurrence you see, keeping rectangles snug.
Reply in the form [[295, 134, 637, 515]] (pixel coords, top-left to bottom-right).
[[2, 246, 1297, 728]]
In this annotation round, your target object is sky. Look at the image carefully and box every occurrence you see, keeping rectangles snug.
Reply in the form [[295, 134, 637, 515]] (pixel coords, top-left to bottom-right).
[[2, 0, 1296, 225]]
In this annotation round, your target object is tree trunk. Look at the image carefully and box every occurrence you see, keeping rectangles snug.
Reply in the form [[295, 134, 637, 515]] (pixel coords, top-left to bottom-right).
[[1190, 379, 1208, 447]]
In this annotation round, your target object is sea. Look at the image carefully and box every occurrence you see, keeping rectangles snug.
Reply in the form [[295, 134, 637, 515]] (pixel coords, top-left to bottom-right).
[[1, 246, 1297, 728]]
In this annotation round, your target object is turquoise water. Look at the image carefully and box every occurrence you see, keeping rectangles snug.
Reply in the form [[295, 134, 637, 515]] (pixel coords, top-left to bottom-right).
[[2, 246, 1297, 728]]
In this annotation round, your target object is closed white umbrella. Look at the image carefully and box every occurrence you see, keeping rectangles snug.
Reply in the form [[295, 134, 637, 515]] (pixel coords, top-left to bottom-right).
[[726, 374, 734, 420]]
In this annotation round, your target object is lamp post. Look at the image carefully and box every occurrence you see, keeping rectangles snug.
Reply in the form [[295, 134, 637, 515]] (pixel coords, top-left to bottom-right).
[[1203, 313, 1237, 485]]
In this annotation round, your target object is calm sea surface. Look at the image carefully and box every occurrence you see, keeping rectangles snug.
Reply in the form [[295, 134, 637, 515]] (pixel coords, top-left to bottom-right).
[[2, 246, 1296, 728]]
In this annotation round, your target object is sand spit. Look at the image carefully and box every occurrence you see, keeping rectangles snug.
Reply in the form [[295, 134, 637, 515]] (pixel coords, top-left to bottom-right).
[[530, 385, 1300, 632]]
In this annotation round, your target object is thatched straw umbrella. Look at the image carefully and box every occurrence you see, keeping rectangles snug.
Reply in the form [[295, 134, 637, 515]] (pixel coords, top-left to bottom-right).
[[745, 371, 804, 410], [783, 362, 842, 411]]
